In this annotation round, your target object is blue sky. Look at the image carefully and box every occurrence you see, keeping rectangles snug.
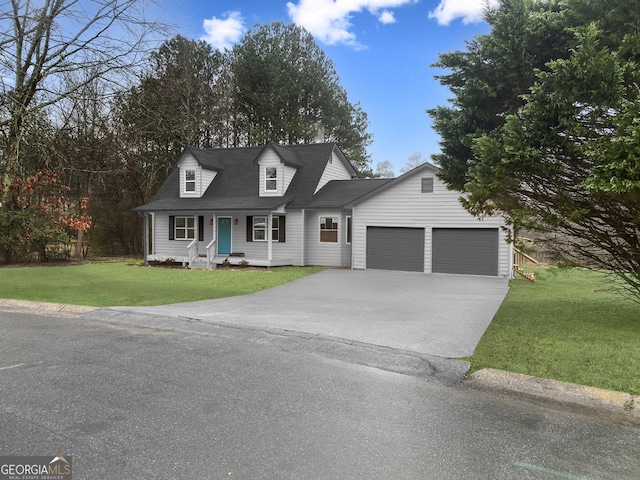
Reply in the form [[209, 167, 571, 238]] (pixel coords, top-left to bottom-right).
[[160, 0, 497, 174]]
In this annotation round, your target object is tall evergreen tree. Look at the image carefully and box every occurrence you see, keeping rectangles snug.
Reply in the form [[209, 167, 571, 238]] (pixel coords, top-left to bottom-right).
[[230, 22, 372, 175], [429, 0, 640, 297], [116, 36, 225, 202]]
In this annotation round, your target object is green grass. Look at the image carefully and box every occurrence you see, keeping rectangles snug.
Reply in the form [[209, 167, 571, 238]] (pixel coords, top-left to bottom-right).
[[2, 261, 638, 394], [465, 268, 640, 395], [0, 260, 324, 307]]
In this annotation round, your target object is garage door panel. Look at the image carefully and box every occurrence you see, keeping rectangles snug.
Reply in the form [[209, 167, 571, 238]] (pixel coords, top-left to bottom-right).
[[367, 227, 424, 272], [432, 228, 498, 276]]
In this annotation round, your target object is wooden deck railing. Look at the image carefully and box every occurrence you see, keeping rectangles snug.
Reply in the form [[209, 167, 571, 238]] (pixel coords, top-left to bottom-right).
[[514, 248, 538, 283]]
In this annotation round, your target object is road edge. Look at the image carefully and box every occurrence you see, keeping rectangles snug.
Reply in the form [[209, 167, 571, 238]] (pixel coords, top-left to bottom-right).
[[0, 299, 97, 316], [464, 368, 640, 423], [2, 299, 638, 424]]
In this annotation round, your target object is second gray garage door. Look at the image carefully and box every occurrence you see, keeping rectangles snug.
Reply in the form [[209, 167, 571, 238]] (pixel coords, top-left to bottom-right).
[[366, 227, 424, 272], [432, 228, 498, 276]]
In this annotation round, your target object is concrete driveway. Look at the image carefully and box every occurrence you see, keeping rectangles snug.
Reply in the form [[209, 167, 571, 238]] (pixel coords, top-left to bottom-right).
[[93, 269, 509, 359]]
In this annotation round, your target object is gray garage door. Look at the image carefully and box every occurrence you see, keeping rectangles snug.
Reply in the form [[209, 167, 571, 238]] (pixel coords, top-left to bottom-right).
[[366, 227, 424, 272], [432, 228, 499, 276]]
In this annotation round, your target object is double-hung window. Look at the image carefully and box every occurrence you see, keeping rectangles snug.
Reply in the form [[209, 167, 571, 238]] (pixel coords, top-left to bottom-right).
[[185, 169, 196, 192], [320, 217, 338, 243], [265, 167, 277, 191], [246, 215, 286, 243], [253, 216, 267, 241], [175, 216, 195, 240]]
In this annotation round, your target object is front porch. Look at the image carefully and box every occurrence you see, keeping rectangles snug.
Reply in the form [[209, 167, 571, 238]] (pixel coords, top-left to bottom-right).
[[146, 252, 295, 269], [143, 210, 300, 270]]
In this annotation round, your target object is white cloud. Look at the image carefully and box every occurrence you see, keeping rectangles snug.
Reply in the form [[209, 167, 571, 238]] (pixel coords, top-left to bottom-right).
[[201, 11, 247, 51], [429, 0, 499, 26], [378, 10, 396, 24], [287, 0, 416, 49]]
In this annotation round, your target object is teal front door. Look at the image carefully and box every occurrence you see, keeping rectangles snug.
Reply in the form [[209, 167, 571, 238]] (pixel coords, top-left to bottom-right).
[[217, 217, 232, 255]]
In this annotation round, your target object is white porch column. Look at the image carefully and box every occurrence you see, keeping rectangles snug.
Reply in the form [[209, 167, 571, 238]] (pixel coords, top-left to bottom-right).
[[142, 212, 149, 265], [212, 213, 217, 255], [193, 212, 200, 246], [267, 212, 273, 262], [349, 206, 354, 270], [301, 209, 306, 266]]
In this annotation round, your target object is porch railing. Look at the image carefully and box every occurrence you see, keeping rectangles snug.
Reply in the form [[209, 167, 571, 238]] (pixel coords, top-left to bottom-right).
[[187, 238, 199, 267], [206, 239, 216, 269], [514, 248, 538, 283]]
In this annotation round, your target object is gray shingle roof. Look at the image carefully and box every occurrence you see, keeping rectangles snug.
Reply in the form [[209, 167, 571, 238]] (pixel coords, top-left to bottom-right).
[[255, 142, 303, 167], [307, 179, 393, 208], [134, 143, 384, 212]]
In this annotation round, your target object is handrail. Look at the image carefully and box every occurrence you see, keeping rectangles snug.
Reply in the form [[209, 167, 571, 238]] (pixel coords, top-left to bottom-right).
[[206, 239, 216, 269], [514, 248, 538, 283], [187, 238, 198, 267]]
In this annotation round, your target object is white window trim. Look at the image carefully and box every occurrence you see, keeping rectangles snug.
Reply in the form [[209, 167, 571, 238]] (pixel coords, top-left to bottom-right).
[[253, 216, 267, 242], [345, 215, 352, 245], [265, 167, 278, 191], [175, 216, 195, 240], [184, 169, 197, 193], [319, 216, 339, 243]]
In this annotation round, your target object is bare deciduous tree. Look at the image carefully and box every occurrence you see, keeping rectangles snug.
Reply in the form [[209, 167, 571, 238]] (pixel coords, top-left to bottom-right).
[[0, 0, 165, 207], [400, 153, 427, 174]]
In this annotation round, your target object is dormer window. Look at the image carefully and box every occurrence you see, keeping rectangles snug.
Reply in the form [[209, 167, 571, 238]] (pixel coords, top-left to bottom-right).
[[185, 169, 196, 192], [265, 167, 277, 191]]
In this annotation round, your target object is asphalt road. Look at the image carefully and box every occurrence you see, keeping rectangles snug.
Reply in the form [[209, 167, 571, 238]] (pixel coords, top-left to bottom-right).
[[1, 311, 639, 479]]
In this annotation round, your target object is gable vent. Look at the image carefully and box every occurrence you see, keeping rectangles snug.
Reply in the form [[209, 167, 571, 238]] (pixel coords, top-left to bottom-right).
[[421, 177, 434, 193]]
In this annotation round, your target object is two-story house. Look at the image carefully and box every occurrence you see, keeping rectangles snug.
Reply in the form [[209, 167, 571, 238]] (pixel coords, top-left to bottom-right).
[[134, 142, 513, 276]]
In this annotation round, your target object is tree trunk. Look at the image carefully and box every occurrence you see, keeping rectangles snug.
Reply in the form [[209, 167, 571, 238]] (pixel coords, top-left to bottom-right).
[[75, 229, 85, 259]]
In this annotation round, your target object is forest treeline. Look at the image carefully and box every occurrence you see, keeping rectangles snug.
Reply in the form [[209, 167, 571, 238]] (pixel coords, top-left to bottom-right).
[[0, 7, 372, 261]]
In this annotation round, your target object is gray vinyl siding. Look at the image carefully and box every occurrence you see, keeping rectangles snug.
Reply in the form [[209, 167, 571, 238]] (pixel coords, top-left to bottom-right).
[[152, 212, 208, 263], [258, 150, 287, 197], [352, 169, 511, 277], [304, 210, 351, 267], [177, 154, 217, 198], [234, 211, 303, 264], [314, 150, 353, 194], [149, 211, 304, 265]]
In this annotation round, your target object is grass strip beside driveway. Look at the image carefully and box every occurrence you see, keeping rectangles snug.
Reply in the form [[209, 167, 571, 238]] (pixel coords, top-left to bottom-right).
[[0, 261, 324, 307], [466, 268, 640, 395]]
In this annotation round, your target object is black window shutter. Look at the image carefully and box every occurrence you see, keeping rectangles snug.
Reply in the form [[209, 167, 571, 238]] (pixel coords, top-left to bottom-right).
[[279, 216, 286, 243], [198, 216, 204, 241], [169, 216, 175, 240], [246, 216, 253, 242]]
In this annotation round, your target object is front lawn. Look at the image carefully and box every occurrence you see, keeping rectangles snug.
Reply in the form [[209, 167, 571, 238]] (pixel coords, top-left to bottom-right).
[[0, 260, 324, 307], [466, 268, 640, 395], [2, 261, 638, 395]]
